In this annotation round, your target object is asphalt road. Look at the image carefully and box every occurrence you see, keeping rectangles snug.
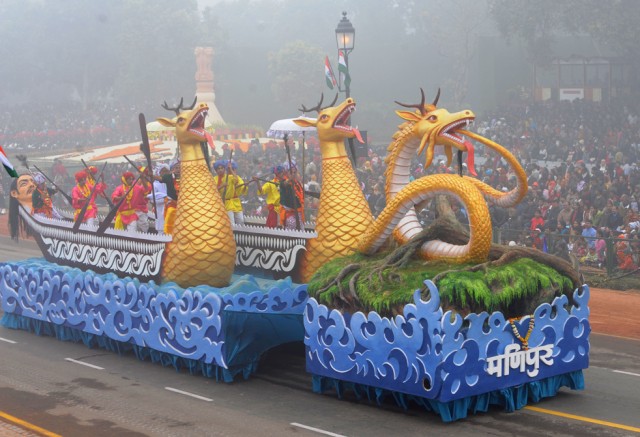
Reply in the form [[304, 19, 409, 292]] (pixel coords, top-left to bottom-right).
[[0, 238, 639, 436]]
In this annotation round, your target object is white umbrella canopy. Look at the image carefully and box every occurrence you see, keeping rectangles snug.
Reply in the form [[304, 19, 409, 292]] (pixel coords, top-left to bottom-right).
[[266, 117, 318, 187], [266, 117, 316, 138]]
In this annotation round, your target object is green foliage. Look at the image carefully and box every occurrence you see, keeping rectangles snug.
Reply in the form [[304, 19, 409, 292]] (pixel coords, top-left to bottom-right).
[[309, 255, 573, 318], [437, 258, 573, 315], [267, 41, 326, 110], [489, 0, 640, 62], [308, 253, 436, 314]]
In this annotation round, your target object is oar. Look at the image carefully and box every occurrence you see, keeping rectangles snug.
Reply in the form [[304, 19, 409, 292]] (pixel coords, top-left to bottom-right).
[[284, 134, 301, 230], [139, 113, 158, 224]]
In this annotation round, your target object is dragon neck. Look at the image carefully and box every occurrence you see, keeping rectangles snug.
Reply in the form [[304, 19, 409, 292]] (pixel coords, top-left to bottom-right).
[[384, 123, 417, 198], [179, 140, 206, 162], [320, 140, 349, 160]]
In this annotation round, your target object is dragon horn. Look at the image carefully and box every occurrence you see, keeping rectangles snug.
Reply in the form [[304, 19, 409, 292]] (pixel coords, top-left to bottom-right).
[[432, 88, 441, 106], [395, 88, 427, 115]]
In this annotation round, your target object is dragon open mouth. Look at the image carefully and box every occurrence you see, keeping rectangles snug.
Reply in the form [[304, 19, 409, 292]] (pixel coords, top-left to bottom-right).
[[440, 117, 474, 145], [188, 107, 208, 138], [332, 103, 364, 143], [440, 117, 477, 176]]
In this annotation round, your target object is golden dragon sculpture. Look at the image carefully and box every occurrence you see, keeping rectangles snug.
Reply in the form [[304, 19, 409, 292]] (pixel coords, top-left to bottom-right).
[[294, 95, 373, 283], [157, 98, 236, 288], [295, 91, 527, 282]]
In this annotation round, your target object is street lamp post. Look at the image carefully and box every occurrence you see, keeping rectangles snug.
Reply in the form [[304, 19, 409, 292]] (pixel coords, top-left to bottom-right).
[[335, 11, 357, 163], [335, 11, 355, 96]]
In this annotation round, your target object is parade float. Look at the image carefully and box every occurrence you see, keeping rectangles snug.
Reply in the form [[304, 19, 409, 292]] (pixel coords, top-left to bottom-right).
[[1, 99, 312, 381], [294, 90, 589, 421], [0, 92, 589, 421]]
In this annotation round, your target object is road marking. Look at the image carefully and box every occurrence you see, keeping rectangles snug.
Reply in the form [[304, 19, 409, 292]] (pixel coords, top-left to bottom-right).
[[592, 332, 640, 341], [64, 358, 104, 370], [613, 370, 640, 377], [0, 337, 17, 344], [164, 387, 213, 402], [290, 422, 346, 437], [0, 410, 62, 437], [525, 406, 640, 433]]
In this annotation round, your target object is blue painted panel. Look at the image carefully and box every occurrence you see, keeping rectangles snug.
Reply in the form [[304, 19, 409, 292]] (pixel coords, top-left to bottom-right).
[[305, 280, 590, 401], [0, 260, 308, 372]]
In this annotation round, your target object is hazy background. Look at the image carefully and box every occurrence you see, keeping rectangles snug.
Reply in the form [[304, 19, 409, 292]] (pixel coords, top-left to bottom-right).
[[1, 0, 638, 144]]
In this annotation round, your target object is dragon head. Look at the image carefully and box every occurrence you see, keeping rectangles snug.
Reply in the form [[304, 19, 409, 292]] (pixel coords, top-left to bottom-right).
[[294, 94, 363, 158], [157, 97, 213, 147], [396, 89, 477, 176]]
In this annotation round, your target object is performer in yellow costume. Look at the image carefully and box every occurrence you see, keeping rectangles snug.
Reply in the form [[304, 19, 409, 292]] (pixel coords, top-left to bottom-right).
[[214, 159, 248, 225], [255, 165, 284, 228]]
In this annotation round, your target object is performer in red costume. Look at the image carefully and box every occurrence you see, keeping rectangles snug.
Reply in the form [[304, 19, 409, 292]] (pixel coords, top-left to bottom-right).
[[71, 170, 105, 227], [111, 171, 151, 233]]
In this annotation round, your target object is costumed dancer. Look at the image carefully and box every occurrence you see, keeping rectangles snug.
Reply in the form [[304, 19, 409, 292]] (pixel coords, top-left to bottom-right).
[[86, 164, 111, 207], [31, 172, 60, 219], [71, 170, 105, 227], [214, 159, 247, 225], [149, 163, 169, 232], [279, 162, 305, 230], [111, 171, 149, 232], [254, 165, 283, 228]]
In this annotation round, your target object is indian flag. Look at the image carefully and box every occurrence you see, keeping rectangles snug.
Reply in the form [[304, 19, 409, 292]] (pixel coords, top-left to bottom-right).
[[338, 50, 351, 89], [0, 146, 17, 178], [324, 56, 337, 90]]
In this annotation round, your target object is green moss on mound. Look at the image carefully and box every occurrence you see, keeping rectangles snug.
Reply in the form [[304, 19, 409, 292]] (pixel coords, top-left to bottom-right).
[[308, 253, 574, 318]]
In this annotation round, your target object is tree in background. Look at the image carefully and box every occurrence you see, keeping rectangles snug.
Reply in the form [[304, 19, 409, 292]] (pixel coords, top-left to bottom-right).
[[268, 41, 325, 112], [489, 0, 640, 68], [402, 0, 493, 108]]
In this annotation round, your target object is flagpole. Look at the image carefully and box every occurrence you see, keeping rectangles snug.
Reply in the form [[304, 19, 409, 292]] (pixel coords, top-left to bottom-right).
[[335, 12, 357, 166]]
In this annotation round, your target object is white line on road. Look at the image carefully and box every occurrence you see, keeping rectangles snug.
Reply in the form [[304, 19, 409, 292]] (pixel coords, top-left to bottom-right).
[[0, 337, 17, 344], [164, 387, 213, 402], [613, 370, 640, 377], [64, 357, 104, 370], [290, 422, 346, 437]]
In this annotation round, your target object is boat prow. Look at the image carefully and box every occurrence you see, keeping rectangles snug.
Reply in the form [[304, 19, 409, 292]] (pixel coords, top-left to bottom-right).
[[19, 207, 171, 282]]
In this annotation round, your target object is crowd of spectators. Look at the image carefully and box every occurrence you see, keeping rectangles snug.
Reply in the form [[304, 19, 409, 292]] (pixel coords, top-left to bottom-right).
[[0, 100, 156, 153], [2, 96, 639, 273]]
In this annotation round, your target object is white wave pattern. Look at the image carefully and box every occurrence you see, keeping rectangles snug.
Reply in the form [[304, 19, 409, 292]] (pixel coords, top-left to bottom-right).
[[236, 244, 306, 272], [41, 236, 164, 277]]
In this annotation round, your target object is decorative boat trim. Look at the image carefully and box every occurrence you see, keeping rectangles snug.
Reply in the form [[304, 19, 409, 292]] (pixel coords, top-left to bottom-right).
[[20, 208, 318, 282], [21, 207, 170, 282]]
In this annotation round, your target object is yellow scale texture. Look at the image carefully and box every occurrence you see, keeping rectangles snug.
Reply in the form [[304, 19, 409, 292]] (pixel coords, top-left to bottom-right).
[[161, 159, 236, 288], [300, 157, 373, 283]]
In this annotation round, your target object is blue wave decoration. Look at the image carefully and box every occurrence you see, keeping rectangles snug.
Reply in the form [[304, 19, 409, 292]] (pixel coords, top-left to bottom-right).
[[0, 259, 308, 380], [305, 280, 590, 403]]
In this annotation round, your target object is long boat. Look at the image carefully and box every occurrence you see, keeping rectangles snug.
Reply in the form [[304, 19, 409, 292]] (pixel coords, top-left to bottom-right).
[[19, 206, 316, 283]]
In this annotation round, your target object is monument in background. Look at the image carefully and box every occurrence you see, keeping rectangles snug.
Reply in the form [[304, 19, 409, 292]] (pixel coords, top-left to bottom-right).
[[195, 46, 225, 125]]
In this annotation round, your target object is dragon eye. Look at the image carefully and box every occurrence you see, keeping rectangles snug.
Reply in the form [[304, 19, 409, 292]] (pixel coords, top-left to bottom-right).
[[427, 115, 437, 122], [320, 114, 329, 121]]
